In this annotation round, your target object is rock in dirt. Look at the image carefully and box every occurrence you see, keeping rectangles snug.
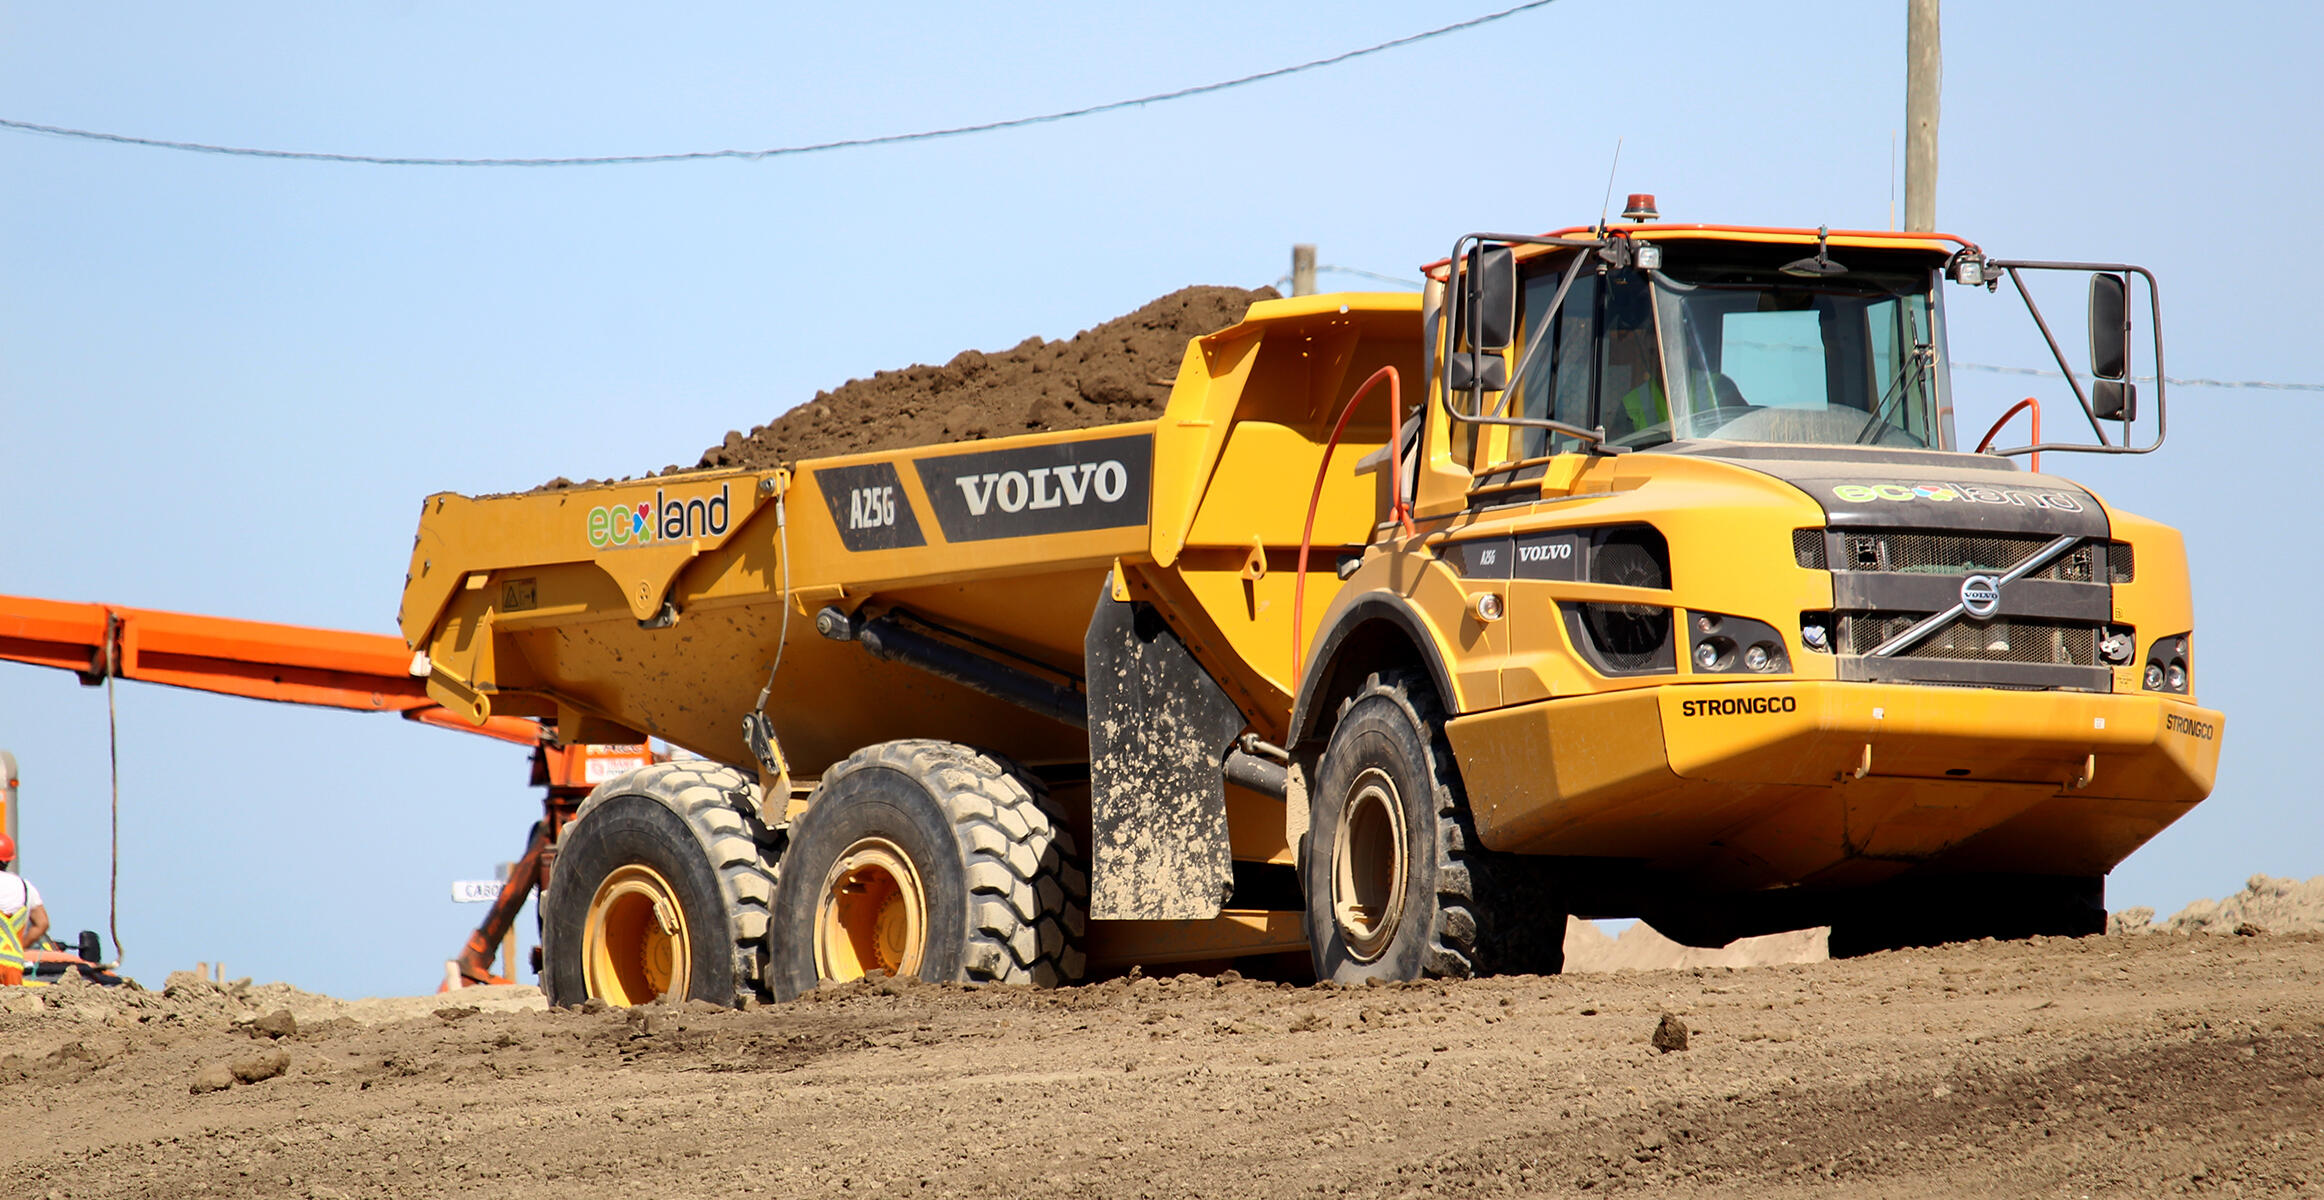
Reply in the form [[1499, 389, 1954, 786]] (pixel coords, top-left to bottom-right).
[[189, 1062, 235, 1094], [244, 1009, 298, 1040], [230, 1047, 290, 1084], [1651, 1013, 1690, 1054]]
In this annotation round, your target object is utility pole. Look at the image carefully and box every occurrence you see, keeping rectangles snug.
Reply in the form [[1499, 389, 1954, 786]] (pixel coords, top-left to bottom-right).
[[1291, 244, 1316, 297], [1904, 0, 1940, 232]]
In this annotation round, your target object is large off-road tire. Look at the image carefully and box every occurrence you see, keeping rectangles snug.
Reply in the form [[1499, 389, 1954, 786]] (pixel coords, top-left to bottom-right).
[[1827, 872, 2106, 958], [541, 762, 778, 1008], [1302, 670, 1565, 984], [768, 740, 1087, 1001]]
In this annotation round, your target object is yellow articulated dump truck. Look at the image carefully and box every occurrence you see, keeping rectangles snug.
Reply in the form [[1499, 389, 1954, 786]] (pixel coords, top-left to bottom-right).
[[401, 204, 2222, 1006]]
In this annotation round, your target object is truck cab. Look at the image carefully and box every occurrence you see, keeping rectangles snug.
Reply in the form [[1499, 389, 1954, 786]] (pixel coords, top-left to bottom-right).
[[1288, 212, 2220, 976]]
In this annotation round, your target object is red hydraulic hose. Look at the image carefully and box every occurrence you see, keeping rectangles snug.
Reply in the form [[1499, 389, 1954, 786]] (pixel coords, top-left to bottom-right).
[[1292, 365, 1410, 692], [1976, 397, 2043, 473]]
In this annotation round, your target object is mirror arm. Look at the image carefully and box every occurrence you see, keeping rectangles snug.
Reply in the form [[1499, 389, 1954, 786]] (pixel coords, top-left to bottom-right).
[[1436, 232, 1611, 452], [1982, 258, 2170, 458], [1454, 411, 1621, 452], [2000, 265, 2113, 448], [2136, 264, 2168, 452], [1488, 249, 1595, 419]]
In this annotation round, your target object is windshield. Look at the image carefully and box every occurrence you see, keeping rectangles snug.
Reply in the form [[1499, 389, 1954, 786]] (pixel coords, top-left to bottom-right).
[[1509, 251, 1953, 455]]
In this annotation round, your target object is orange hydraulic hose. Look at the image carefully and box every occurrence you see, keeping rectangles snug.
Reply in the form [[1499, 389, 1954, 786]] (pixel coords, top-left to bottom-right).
[[1977, 397, 2043, 473], [1292, 366, 1409, 695]]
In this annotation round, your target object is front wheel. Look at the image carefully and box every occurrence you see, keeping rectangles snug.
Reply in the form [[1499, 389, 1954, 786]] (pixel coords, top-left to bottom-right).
[[768, 741, 1087, 1000], [1302, 671, 1564, 983]]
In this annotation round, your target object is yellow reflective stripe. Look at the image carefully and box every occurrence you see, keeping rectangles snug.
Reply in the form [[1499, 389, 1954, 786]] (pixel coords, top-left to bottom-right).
[[0, 909, 24, 972]]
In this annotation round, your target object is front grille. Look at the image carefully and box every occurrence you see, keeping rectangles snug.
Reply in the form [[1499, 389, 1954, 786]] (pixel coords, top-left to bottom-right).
[[1837, 613, 2100, 666], [1840, 530, 2075, 577], [1819, 530, 2128, 584]]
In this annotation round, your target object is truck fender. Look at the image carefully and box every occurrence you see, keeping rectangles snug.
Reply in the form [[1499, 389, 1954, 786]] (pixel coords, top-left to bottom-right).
[[1287, 593, 1461, 749]]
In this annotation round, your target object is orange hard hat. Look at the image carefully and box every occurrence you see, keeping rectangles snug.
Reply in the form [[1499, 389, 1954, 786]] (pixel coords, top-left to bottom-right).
[[0, 831, 13, 864]]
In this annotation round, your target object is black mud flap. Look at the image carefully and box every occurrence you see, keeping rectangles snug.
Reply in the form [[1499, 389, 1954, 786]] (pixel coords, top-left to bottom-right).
[[1084, 591, 1245, 920]]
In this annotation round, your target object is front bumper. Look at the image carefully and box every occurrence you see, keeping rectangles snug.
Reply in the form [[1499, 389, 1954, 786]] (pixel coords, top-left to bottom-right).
[[1444, 680, 2222, 891]]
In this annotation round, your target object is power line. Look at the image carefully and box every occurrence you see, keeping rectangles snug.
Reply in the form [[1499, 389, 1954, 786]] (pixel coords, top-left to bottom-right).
[[0, 2, 1561, 169], [1270, 265, 1424, 293], [1956, 362, 2324, 393], [1318, 265, 1422, 289]]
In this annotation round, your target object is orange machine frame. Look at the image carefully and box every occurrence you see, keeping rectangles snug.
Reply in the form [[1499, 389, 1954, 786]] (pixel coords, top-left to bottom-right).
[[0, 592, 616, 987]]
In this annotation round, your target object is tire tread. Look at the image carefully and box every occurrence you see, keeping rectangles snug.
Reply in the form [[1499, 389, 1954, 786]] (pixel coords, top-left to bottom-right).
[[567, 761, 780, 1005]]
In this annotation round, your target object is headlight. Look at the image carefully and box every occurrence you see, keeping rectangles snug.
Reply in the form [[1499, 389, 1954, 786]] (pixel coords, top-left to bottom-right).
[[1688, 612, 1788, 674], [2143, 634, 2191, 695]]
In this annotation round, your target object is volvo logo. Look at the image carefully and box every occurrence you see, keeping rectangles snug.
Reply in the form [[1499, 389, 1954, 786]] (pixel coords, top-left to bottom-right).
[[1960, 573, 2002, 618]]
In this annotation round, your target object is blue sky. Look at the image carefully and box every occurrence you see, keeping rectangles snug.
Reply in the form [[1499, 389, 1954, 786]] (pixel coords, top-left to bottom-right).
[[3, 1, 2317, 997]]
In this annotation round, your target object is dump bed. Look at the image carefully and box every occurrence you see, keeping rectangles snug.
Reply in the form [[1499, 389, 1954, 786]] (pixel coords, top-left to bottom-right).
[[398, 294, 1422, 780]]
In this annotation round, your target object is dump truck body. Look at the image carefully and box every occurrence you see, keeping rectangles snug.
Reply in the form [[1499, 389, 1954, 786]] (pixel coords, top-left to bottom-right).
[[401, 218, 2220, 1001]]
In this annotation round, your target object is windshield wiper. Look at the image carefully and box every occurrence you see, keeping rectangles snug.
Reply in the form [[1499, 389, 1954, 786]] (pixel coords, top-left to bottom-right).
[[1854, 346, 1929, 444], [1855, 300, 1931, 445]]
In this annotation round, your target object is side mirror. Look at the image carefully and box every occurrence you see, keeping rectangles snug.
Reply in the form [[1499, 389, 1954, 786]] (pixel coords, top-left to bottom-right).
[[1462, 245, 1517, 351], [2093, 380, 2137, 422], [2089, 272, 2129, 381], [1445, 352, 1508, 394], [76, 930, 102, 962]]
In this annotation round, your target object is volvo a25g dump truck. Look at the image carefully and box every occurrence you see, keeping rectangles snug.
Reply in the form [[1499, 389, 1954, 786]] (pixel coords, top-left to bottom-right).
[[400, 205, 2222, 1005]]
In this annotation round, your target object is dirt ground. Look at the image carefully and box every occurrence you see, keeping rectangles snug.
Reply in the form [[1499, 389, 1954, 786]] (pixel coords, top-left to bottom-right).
[[6, 927, 2320, 1200]]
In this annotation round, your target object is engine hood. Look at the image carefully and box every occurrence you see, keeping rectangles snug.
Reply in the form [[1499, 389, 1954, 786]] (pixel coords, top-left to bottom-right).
[[1656, 442, 2110, 538]]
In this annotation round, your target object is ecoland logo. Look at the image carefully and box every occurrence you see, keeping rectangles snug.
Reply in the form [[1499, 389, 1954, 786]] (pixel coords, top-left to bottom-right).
[[586, 483, 732, 550], [1831, 481, 2086, 512]]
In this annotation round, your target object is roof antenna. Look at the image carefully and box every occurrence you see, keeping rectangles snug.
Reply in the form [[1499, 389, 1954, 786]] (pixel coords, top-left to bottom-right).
[[1594, 137, 1624, 237]]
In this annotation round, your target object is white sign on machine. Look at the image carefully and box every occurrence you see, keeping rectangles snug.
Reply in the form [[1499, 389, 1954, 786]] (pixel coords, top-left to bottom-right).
[[450, 861, 516, 903]]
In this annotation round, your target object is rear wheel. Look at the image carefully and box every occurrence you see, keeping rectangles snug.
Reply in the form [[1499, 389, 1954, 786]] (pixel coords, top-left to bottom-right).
[[769, 740, 1087, 1000], [1828, 872, 2105, 958], [1302, 670, 1565, 983], [541, 763, 778, 1007]]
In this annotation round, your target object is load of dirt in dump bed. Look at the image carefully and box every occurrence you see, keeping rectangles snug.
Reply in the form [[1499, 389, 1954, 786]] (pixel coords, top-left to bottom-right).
[[536, 286, 1278, 491]]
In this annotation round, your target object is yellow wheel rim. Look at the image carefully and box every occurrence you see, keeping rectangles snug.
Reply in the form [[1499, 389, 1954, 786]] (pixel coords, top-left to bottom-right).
[[582, 864, 692, 1006], [1332, 766, 1408, 962], [814, 837, 927, 983]]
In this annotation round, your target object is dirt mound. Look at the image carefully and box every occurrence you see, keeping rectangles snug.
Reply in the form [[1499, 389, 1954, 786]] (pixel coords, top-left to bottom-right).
[[0, 969, 545, 1028], [1563, 917, 1827, 972], [537, 286, 1276, 491], [2111, 873, 2324, 936]]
